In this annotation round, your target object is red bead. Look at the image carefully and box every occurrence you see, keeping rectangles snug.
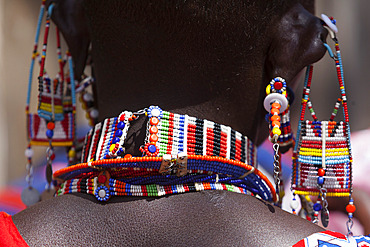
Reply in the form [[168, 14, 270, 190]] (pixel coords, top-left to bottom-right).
[[346, 204, 356, 213], [119, 114, 126, 121], [47, 122, 55, 130], [318, 168, 325, 177], [274, 81, 283, 90], [98, 175, 107, 184]]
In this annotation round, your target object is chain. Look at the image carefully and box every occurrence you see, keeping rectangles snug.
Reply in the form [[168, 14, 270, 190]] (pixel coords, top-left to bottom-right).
[[45, 141, 54, 189], [272, 142, 281, 191], [346, 218, 354, 237], [25, 145, 34, 188]]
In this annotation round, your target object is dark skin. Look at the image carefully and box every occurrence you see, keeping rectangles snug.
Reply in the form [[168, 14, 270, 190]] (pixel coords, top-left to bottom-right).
[[13, 0, 329, 246]]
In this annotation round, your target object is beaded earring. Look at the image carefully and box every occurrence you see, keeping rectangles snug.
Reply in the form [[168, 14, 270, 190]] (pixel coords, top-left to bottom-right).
[[263, 76, 292, 205], [23, 1, 77, 205], [291, 15, 355, 234]]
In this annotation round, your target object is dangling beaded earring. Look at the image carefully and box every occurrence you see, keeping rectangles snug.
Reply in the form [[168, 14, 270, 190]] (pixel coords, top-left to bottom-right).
[[24, 1, 77, 205], [263, 76, 291, 205], [291, 15, 355, 234]]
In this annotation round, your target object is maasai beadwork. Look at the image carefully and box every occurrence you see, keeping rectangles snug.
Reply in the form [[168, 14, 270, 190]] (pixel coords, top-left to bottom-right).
[[141, 106, 257, 166], [263, 76, 291, 204], [54, 154, 276, 202], [26, 2, 76, 147], [23, 1, 80, 205], [54, 106, 277, 202], [292, 15, 355, 231]]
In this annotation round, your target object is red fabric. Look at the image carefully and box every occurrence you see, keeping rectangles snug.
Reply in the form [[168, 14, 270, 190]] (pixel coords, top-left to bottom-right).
[[0, 212, 29, 247]]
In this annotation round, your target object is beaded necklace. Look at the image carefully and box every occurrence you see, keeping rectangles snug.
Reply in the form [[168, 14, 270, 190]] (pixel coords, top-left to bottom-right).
[[54, 106, 277, 203]]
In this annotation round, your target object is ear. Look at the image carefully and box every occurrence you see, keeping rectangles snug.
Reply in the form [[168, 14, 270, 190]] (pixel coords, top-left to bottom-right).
[[265, 2, 327, 86], [47, 0, 90, 79]]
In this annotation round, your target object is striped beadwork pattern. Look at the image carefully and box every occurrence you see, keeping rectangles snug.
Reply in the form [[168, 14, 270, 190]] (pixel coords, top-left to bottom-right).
[[145, 108, 257, 167], [292, 41, 353, 197], [27, 113, 74, 146], [292, 120, 351, 196], [81, 107, 257, 168], [81, 116, 124, 162], [57, 179, 251, 198], [54, 154, 276, 202]]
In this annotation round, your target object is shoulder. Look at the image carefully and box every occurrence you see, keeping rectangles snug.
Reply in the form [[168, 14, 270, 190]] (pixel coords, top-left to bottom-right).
[[12, 191, 322, 246]]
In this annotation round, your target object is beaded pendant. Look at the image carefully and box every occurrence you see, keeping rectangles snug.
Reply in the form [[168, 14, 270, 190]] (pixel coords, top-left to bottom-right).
[[23, 1, 77, 205], [291, 15, 355, 231], [26, 2, 76, 147]]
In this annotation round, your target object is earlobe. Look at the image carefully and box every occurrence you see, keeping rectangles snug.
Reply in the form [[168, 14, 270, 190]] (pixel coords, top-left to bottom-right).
[[265, 3, 327, 86], [48, 0, 90, 79]]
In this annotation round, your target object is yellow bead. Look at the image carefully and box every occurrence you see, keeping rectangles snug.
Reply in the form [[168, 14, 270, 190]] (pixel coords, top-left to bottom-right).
[[109, 144, 116, 152], [272, 127, 281, 136], [68, 149, 76, 158], [265, 84, 271, 95]]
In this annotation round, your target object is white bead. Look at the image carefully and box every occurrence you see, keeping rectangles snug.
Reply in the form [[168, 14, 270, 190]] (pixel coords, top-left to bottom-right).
[[25, 148, 34, 158], [151, 108, 161, 117], [98, 189, 106, 198], [263, 93, 289, 112], [290, 199, 299, 209], [321, 14, 338, 33], [90, 109, 99, 118], [83, 92, 93, 102]]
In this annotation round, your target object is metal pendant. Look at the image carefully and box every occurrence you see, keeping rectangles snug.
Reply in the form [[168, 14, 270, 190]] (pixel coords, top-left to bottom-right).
[[321, 207, 330, 228]]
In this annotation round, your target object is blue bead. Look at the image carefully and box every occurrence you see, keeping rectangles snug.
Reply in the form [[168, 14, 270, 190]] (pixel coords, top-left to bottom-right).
[[117, 148, 124, 155], [117, 121, 125, 130], [115, 129, 123, 137], [317, 176, 325, 185], [46, 130, 54, 138], [112, 137, 120, 144], [313, 203, 322, 211], [148, 144, 157, 153]]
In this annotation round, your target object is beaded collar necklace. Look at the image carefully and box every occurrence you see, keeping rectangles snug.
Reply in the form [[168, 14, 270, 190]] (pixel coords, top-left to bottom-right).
[[54, 106, 277, 202]]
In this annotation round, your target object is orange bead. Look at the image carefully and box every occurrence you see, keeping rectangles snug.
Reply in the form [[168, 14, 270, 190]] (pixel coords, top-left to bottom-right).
[[124, 154, 132, 159], [150, 126, 158, 134], [150, 117, 159, 125], [149, 134, 158, 142], [271, 102, 281, 109], [346, 204, 356, 213], [271, 108, 280, 115], [270, 115, 281, 122], [272, 121, 281, 128]]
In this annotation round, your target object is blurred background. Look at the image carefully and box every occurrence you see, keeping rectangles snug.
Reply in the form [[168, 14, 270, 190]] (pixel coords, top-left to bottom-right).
[[0, 0, 368, 234]]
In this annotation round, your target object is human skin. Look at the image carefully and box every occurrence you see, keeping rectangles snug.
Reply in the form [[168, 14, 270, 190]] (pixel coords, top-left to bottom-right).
[[13, 1, 328, 246]]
